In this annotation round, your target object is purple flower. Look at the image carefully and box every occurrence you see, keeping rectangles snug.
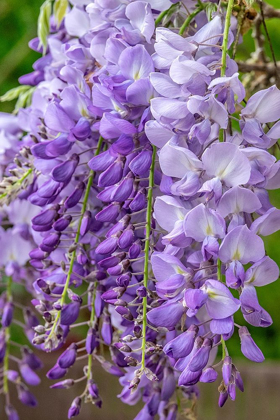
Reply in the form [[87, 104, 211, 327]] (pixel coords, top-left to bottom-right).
[[61, 302, 80, 325], [163, 325, 198, 359], [19, 363, 41, 386], [58, 344, 77, 369], [147, 301, 185, 330], [68, 397, 82, 418], [200, 367, 218, 383], [17, 385, 37, 407], [185, 280, 240, 319], [239, 326, 264, 363]]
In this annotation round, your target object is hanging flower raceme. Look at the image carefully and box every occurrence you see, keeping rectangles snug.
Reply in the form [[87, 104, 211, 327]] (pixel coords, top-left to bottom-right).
[[0, 0, 280, 418]]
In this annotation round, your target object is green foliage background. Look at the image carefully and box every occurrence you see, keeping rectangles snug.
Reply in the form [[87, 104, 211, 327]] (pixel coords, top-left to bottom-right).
[[0, 0, 280, 359]]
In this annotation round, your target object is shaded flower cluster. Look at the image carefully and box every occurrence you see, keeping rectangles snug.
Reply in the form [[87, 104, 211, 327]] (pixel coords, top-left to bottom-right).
[[0, 0, 280, 418]]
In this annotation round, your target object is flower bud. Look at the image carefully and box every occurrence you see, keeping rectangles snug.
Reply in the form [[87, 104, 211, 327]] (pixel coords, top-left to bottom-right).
[[68, 397, 81, 418], [5, 404, 19, 420], [129, 189, 146, 212], [129, 150, 152, 176], [101, 315, 112, 345], [86, 328, 97, 354], [51, 154, 79, 183], [47, 364, 67, 380], [72, 117, 91, 140], [96, 237, 118, 255], [53, 215, 72, 231], [239, 326, 264, 363], [188, 338, 213, 372], [58, 343, 77, 369], [19, 363, 40, 386], [64, 182, 85, 209], [113, 176, 134, 202], [218, 384, 228, 407], [118, 227, 134, 249], [17, 385, 37, 407], [61, 302, 80, 325], [80, 210, 91, 236], [51, 379, 75, 389], [98, 159, 123, 188], [199, 367, 218, 383], [88, 379, 99, 399], [161, 367, 176, 401], [2, 302, 14, 327], [163, 325, 198, 359], [222, 356, 232, 386]]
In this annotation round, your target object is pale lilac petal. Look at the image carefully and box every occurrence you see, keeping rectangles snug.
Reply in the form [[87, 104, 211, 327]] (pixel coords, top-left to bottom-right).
[[154, 195, 189, 232], [125, 2, 155, 43], [250, 207, 280, 236], [219, 225, 265, 264], [145, 120, 173, 148], [150, 73, 182, 98], [44, 103, 75, 133], [118, 45, 154, 81], [65, 7, 90, 37], [217, 186, 262, 217], [245, 256, 279, 287], [126, 78, 154, 105], [267, 120, 280, 142], [170, 57, 214, 85], [184, 204, 225, 242], [240, 285, 272, 327], [151, 253, 189, 281], [146, 0, 172, 11], [159, 141, 202, 178], [210, 317, 234, 334], [192, 15, 222, 46], [202, 143, 251, 187], [241, 85, 280, 123], [151, 98, 189, 120], [202, 280, 240, 319], [171, 171, 201, 197], [147, 301, 185, 330]]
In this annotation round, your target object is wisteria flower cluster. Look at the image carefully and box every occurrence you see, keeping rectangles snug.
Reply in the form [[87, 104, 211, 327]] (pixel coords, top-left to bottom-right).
[[0, 0, 280, 418]]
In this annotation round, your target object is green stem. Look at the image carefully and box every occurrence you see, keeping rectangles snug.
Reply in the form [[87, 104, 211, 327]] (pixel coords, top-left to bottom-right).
[[3, 276, 12, 400], [179, 7, 203, 36], [141, 146, 156, 370], [155, 2, 179, 27], [47, 136, 104, 345], [221, 0, 234, 77], [221, 337, 228, 359], [217, 258, 222, 281], [87, 283, 96, 381]]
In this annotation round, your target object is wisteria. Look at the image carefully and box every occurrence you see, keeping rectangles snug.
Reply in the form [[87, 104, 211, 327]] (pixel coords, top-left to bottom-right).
[[0, 0, 280, 418]]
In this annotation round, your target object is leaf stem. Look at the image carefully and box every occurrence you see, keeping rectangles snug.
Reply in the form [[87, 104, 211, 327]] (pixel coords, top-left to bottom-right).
[[179, 7, 203, 36], [141, 145, 156, 370], [155, 2, 180, 27], [221, 0, 234, 76], [47, 136, 104, 346], [87, 283, 96, 381]]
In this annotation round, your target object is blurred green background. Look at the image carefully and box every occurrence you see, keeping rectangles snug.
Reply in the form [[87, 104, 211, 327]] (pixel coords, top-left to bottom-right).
[[0, 1, 280, 418]]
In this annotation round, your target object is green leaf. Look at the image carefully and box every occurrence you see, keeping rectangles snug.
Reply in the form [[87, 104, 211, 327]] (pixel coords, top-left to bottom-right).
[[14, 87, 36, 113], [54, 0, 68, 27], [38, 0, 52, 55], [0, 85, 31, 102]]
